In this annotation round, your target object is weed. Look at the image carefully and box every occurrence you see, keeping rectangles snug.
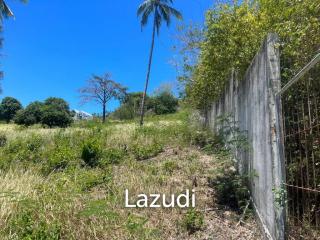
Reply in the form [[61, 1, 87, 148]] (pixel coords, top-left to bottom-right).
[[44, 144, 78, 174], [81, 138, 102, 167], [162, 160, 179, 175], [6, 200, 61, 240], [100, 147, 126, 166], [181, 208, 204, 234], [0, 132, 7, 147], [131, 141, 163, 160]]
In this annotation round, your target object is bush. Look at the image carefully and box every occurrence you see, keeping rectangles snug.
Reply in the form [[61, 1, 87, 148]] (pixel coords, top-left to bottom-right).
[[130, 141, 163, 161], [0, 134, 45, 170], [209, 164, 251, 212], [0, 97, 23, 123], [44, 143, 78, 174], [81, 139, 102, 167], [8, 201, 61, 240], [75, 168, 113, 191], [100, 147, 126, 166], [0, 132, 7, 147], [181, 209, 204, 234]]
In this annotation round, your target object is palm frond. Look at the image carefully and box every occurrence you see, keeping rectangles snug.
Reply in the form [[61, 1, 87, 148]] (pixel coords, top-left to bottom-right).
[[137, 0, 182, 33], [163, 4, 183, 20], [0, 1, 14, 18], [154, 8, 162, 35], [141, 6, 154, 27]]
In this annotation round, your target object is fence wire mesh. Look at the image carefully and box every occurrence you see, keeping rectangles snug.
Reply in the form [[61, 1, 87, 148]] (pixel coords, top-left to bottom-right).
[[280, 55, 320, 239]]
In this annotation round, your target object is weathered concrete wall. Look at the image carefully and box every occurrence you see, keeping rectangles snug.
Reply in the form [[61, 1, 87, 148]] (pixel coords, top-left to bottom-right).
[[206, 34, 285, 240]]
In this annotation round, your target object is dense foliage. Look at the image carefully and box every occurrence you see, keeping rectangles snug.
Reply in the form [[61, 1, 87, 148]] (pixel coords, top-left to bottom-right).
[[14, 97, 73, 127], [14, 101, 44, 126], [111, 90, 179, 120], [0, 97, 22, 123], [182, 0, 320, 110]]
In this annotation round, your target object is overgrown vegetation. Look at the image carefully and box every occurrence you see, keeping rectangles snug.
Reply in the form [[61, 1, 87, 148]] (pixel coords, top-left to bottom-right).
[[13, 97, 73, 127], [111, 87, 179, 120], [0, 111, 261, 239], [178, 0, 320, 110]]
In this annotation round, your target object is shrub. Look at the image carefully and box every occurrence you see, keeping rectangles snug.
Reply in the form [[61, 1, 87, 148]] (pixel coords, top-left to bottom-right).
[[100, 147, 126, 166], [0, 132, 7, 147], [131, 141, 163, 161], [0, 97, 23, 123], [44, 145, 78, 174], [181, 208, 204, 234], [0, 134, 45, 170], [8, 201, 61, 240], [75, 168, 113, 191], [81, 139, 102, 167], [209, 164, 251, 212]]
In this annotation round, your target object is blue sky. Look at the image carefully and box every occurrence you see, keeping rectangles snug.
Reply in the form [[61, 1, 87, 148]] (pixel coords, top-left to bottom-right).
[[2, 0, 214, 114]]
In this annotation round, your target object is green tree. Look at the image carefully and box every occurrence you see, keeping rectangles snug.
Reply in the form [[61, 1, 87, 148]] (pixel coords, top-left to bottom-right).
[[0, 97, 22, 123], [14, 101, 44, 126], [137, 0, 182, 126], [41, 97, 73, 128], [152, 91, 178, 115], [112, 92, 153, 120]]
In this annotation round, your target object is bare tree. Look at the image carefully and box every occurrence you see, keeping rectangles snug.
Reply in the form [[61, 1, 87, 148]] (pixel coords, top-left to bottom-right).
[[79, 73, 126, 123]]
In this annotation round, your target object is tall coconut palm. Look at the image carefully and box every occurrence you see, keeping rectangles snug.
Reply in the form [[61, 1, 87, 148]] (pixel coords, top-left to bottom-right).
[[137, 0, 182, 126]]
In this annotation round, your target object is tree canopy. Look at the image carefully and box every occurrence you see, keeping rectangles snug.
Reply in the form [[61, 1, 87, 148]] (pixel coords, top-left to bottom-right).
[[0, 97, 22, 123]]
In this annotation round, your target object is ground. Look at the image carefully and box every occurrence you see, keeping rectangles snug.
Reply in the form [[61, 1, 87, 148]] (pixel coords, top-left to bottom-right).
[[0, 112, 262, 239]]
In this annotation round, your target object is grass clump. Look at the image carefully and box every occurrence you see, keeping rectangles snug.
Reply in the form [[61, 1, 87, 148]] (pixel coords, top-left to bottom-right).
[[0, 132, 7, 147], [130, 141, 163, 161], [101, 147, 127, 165], [44, 144, 77, 174], [162, 160, 179, 175], [81, 138, 102, 168], [181, 208, 204, 234], [8, 205, 62, 240]]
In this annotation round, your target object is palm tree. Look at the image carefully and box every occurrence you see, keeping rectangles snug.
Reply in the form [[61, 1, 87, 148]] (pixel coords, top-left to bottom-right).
[[137, 0, 182, 126], [0, 0, 26, 19], [0, 1, 14, 19]]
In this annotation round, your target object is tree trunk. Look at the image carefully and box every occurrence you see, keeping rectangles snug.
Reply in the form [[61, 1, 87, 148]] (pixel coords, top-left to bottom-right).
[[102, 103, 106, 123], [139, 14, 156, 126]]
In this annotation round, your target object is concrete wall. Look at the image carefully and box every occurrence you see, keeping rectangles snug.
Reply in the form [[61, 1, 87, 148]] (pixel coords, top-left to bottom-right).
[[206, 34, 285, 240]]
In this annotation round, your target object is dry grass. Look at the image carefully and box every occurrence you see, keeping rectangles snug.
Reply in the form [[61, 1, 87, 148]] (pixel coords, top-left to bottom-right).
[[0, 116, 262, 239], [0, 169, 43, 226]]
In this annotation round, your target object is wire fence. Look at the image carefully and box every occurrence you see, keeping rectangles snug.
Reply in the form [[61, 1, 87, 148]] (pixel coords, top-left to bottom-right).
[[279, 53, 320, 239]]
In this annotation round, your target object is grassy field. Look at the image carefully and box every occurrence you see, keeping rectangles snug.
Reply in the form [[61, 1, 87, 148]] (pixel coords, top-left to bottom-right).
[[0, 111, 261, 239]]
